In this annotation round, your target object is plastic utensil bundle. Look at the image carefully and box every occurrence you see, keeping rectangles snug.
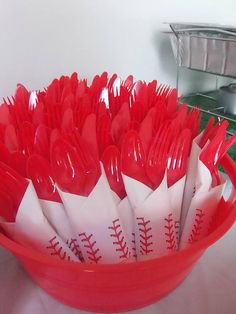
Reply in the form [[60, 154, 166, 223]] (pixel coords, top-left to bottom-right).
[[0, 72, 235, 264]]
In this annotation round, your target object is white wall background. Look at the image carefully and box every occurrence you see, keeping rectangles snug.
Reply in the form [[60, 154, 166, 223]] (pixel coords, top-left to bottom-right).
[[0, 0, 235, 99]]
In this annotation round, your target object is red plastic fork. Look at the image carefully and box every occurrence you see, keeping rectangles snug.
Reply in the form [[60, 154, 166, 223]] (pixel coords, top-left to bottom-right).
[[97, 113, 113, 157], [167, 129, 192, 187], [185, 107, 202, 140], [146, 122, 175, 189], [102, 145, 126, 199], [166, 88, 178, 117], [199, 121, 234, 186], [121, 130, 151, 187], [17, 121, 35, 156], [139, 107, 155, 155], [199, 119, 229, 150]]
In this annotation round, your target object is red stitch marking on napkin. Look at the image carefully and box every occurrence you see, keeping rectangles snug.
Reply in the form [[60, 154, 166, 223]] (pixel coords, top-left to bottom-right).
[[108, 219, 130, 259], [188, 208, 205, 243], [137, 217, 153, 255], [79, 232, 102, 263], [164, 214, 176, 250], [67, 238, 84, 262], [175, 220, 180, 243], [132, 232, 137, 258], [47, 236, 71, 261]]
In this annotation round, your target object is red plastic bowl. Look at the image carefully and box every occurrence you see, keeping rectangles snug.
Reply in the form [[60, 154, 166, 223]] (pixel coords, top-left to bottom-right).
[[0, 155, 236, 313]]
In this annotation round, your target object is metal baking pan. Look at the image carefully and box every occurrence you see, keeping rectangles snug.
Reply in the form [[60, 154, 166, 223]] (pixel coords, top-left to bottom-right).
[[166, 23, 236, 78]]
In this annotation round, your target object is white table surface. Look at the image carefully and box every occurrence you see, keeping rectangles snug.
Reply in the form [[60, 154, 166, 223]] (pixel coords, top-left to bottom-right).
[[0, 221, 236, 314]]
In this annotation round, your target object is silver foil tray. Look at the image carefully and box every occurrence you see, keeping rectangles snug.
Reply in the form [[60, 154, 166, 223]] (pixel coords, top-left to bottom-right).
[[166, 23, 236, 78]]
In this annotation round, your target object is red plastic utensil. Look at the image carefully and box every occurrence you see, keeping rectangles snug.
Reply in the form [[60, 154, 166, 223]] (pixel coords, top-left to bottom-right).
[[107, 73, 117, 91], [185, 107, 202, 140], [147, 80, 157, 107], [132, 81, 149, 117], [51, 138, 86, 195], [198, 116, 215, 148], [9, 151, 28, 177], [0, 142, 11, 165], [67, 131, 101, 195], [146, 122, 173, 189], [172, 103, 188, 128], [76, 79, 87, 99], [123, 75, 133, 90], [70, 72, 78, 94], [81, 113, 99, 161], [4, 124, 18, 152], [0, 189, 15, 222], [200, 121, 228, 172], [102, 145, 126, 199], [111, 102, 131, 145], [0, 161, 29, 212], [166, 88, 178, 117], [138, 107, 155, 155], [199, 121, 230, 186], [50, 128, 61, 147], [32, 100, 45, 126], [121, 130, 151, 187], [167, 129, 191, 187], [97, 113, 114, 157], [14, 83, 30, 106], [34, 124, 51, 160], [61, 108, 74, 133], [0, 103, 10, 125], [17, 121, 35, 156], [27, 154, 61, 202]]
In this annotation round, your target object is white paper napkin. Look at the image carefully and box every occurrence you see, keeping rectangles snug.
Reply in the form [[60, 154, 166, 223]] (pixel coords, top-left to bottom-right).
[[168, 175, 186, 244], [0, 181, 79, 262], [123, 173, 177, 261], [58, 167, 134, 264], [39, 199, 84, 261], [180, 161, 226, 248], [180, 133, 204, 232]]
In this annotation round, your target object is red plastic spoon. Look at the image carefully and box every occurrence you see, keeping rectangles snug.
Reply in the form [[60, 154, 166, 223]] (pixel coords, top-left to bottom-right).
[[121, 130, 151, 187], [27, 154, 61, 202], [50, 138, 87, 195]]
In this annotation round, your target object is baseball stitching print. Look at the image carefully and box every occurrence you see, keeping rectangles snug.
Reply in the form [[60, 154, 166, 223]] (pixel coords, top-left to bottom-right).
[[164, 213, 176, 250], [175, 220, 180, 243], [188, 208, 205, 243], [132, 232, 137, 258], [108, 219, 130, 260], [46, 236, 71, 261], [67, 238, 84, 262], [137, 217, 153, 255], [79, 232, 102, 263]]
